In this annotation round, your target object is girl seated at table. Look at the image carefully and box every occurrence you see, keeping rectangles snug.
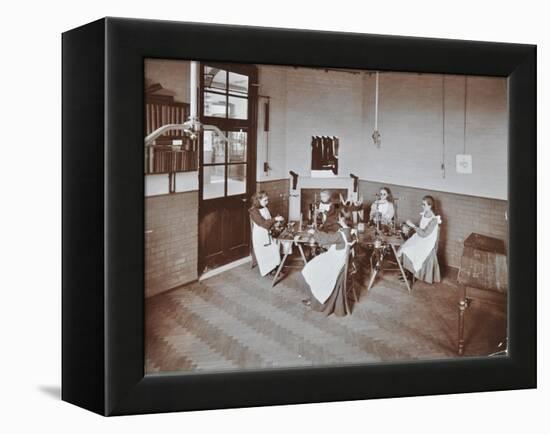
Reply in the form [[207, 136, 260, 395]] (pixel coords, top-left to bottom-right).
[[369, 186, 395, 225], [314, 189, 340, 232], [300, 209, 356, 317], [397, 195, 442, 284], [249, 191, 282, 277], [316, 190, 363, 231]]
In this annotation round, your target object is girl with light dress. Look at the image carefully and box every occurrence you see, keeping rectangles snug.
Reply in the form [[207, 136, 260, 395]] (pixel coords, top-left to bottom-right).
[[397, 195, 442, 284], [301, 210, 356, 317], [249, 191, 282, 277]]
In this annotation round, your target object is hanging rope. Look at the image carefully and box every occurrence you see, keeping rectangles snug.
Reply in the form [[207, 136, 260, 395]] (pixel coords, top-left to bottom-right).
[[441, 75, 446, 179], [372, 71, 381, 147], [463, 76, 468, 154], [374, 71, 379, 130]]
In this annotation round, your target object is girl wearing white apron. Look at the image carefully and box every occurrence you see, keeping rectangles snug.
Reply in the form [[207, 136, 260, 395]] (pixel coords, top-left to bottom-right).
[[249, 191, 282, 277], [301, 211, 355, 317], [369, 187, 395, 225], [397, 195, 442, 284]]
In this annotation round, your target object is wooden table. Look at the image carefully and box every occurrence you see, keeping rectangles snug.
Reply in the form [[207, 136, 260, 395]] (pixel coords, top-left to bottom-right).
[[457, 233, 508, 355], [270, 229, 312, 287], [357, 227, 411, 293]]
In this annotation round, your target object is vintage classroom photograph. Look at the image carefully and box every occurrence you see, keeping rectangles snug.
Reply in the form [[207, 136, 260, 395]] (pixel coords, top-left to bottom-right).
[[143, 59, 508, 373]]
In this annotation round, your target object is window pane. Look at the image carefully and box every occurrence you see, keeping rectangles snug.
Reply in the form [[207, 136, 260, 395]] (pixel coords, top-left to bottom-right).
[[203, 130, 225, 164], [203, 166, 226, 199], [204, 67, 226, 92], [204, 92, 227, 118], [228, 95, 248, 120], [228, 72, 249, 95], [227, 131, 247, 163], [227, 164, 246, 196]]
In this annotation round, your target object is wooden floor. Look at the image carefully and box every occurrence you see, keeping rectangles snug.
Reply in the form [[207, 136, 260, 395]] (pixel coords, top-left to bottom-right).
[[145, 261, 507, 373]]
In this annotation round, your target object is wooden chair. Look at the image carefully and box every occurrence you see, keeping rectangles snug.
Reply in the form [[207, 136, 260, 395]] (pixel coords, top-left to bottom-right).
[[457, 233, 507, 356], [343, 238, 358, 314], [413, 226, 441, 287], [249, 218, 258, 269], [400, 225, 441, 290]]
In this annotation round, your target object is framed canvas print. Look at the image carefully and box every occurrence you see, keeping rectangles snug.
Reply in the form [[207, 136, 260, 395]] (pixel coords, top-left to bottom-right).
[[62, 17, 536, 416]]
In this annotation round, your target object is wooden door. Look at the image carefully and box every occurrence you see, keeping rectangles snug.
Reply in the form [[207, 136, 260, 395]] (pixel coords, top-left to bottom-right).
[[198, 63, 257, 274]]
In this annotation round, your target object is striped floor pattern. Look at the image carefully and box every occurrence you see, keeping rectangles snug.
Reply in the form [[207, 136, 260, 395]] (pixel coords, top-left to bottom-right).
[[145, 263, 507, 373]]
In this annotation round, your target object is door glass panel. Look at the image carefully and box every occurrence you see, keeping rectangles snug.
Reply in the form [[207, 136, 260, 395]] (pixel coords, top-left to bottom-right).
[[204, 67, 226, 92], [227, 164, 246, 196], [203, 165, 226, 199], [227, 131, 247, 163], [228, 72, 249, 95], [203, 130, 225, 164], [204, 92, 227, 118], [228, 95, 248, 120]]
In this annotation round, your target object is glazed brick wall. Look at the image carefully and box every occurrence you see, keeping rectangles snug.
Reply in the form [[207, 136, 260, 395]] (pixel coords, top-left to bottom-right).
[[358, 180, 508, 269], [145, 191, 198, 297], [356, 73, 508, 200], [256, 178, 290, 220], [283, 68, 364, 182], [257, 67, 507, 200]]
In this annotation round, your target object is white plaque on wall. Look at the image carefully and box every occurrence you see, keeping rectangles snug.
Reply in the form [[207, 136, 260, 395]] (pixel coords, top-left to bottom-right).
[[456, 154, 473, 174]]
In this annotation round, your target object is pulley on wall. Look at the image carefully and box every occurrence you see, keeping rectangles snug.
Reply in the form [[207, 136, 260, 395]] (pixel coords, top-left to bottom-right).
[[456, 76, 473, 174], [441, 75, 446, 179], [372, 71, 382, 148]]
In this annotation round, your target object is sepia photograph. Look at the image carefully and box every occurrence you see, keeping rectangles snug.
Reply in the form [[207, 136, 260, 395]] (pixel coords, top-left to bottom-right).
[[1, 0, 542, 425], [143, 59, 509, 374]]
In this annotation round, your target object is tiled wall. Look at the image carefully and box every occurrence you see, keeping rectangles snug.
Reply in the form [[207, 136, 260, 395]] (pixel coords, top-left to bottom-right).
[[145, 191, 198, 297], [357, 73, 508, 199], [257, 66, 507, 200], [256, 178, 290, 220], [358, 180, 508, 269], [283, 67, 364, 182]]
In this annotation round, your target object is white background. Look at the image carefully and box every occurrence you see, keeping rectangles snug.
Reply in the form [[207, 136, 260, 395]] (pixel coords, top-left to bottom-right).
[[0, 0, 546, 431]]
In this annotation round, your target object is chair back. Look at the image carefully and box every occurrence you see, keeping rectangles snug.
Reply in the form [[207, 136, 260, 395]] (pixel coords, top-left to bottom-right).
[[249, 217, 258, 269], [343, 238, 357, 281], [432, 220, 441, 258], [342, 237, 358, 308]]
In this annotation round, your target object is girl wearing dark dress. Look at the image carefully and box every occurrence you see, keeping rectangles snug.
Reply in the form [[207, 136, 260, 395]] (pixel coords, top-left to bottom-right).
[[369, 186, 395, 225], [249, 191, 282, 277], [301, 210, 356, 317], [397, 195, 442, 284], [316, 190, 363, 232]]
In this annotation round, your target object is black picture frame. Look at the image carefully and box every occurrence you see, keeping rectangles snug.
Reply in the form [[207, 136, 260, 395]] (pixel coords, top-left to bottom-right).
[[62, 17, 536, 416]]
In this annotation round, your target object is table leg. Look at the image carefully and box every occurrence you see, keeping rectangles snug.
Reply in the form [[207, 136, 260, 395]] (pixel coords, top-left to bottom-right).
[[297, 244, 308, 265], [367, 248, 381, 291], [272, 253, 289, 287], [391, 244, 411, 293], [458, 285, 467, 355], [342, 261, 352, 314], [367, 267, 378, 292]]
